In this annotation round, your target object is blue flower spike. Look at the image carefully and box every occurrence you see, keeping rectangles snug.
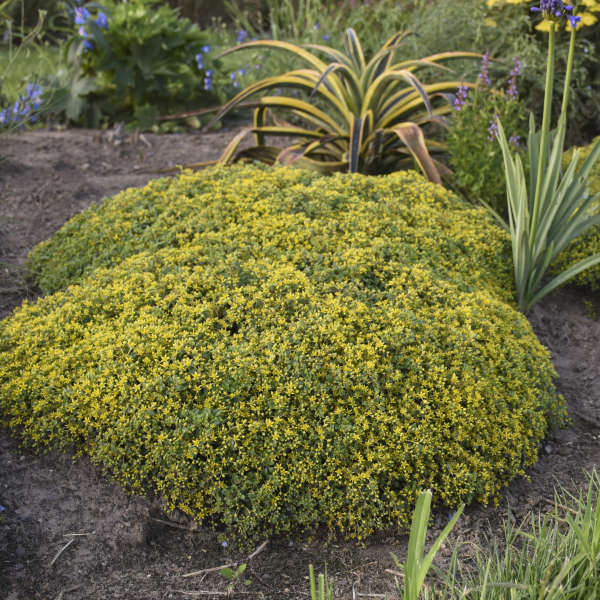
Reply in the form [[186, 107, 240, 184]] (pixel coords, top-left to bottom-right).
[[531, 0, 575, 20]]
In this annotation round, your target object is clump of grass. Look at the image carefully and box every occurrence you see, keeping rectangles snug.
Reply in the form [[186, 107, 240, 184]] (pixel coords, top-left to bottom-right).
[[435, 470, 600, 599]]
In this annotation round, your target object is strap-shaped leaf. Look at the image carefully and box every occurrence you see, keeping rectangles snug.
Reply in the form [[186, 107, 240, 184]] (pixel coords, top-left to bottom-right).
[[255, 96, 345, 134], [277, 144, 346, 172], [394, 50, 482, 69], [231, 145, 285, 165], [217, 39, 329, 72], [310, 62, 361, 114], [344, 28, 366, 73], [252, 125, 326, 139], [348, 111, 373, 173], [212, 71, 351, 127], [218, 126, 254, 165], [364, 69, 433, 118], [378, 81, 473, 128], [381, 30, 415, 51], [302, 43, 354, 68], [536, 114, 567, 233], [253, 106, 270, 146], [387, 123, 441, 183], [527, 114, 541, 204], [390, 58, 453, 74], [527, 252, 600, 311]]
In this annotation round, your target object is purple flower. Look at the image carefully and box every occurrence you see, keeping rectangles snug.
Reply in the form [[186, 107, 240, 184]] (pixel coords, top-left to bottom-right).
[[322, 33, 330, 42], [567, 14, 581, 29], [201, 45, 211, 54], [83, 39, 94, 52], [488, 114, 499, 141], [96, 11, 108, 29], [531, 0, 573, 19], [506, 57, 522, 99], [479, 51, 491, 87], [74, 6, 90, 25], [454, 83, 469, 110], [237, 30, 247, 44], [238, 68, 247, 76], [509, 135, 521, 146], [195, 53, 203, 69]]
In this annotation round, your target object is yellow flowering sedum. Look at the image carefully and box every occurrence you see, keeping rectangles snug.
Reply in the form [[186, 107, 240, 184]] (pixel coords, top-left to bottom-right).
[[3, 165, 566, 543]]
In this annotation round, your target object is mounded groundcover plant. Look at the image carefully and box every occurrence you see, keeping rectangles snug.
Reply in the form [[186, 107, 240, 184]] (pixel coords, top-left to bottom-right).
[[2, 164, 567, 543]]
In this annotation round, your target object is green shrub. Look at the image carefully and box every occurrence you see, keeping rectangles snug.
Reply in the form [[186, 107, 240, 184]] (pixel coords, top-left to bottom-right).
[[551, 136, 600, 291], [55, 0, 217, 128], [5, 165, 566, 543], [446, 59, 528, 217]]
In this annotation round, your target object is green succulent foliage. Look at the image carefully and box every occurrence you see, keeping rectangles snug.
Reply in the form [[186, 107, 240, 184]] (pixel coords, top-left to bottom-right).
[[8, 165, 567, 544], [549, 136, 600, 292], [212, 29, 480, 182], [57, 0, 217, 128]]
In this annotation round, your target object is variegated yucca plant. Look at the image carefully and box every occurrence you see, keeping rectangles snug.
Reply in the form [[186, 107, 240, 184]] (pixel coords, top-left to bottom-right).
[[212, 29, 478, 182]]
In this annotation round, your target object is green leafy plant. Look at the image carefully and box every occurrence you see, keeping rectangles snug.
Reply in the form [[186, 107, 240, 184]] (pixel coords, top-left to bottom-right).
[[551, 135, 600, 291], [497, 1, 600, 312], [54, 0, 217, 128], [391, 490, 464, 600], [212, 28, 479, 182], [309, 564, 334, 600], [219, 563, 250, 594], [447, 54, 527, 218], [0, 0, 48, 131]]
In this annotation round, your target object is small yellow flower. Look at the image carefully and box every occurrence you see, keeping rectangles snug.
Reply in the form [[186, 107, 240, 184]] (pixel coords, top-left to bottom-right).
[[582, 0, 600, 11], [535, 18, 555, 31]]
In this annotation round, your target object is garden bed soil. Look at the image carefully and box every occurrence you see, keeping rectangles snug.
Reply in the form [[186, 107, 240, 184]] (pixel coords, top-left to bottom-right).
[[1, 128, 599, 600]]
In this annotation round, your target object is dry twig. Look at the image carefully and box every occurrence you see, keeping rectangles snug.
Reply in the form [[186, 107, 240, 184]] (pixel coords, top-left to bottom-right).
[[50, 538, 75, 567]]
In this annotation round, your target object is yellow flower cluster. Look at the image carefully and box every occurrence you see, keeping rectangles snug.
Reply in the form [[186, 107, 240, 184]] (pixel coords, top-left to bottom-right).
[[552, 137, 600, 290], [3, 165, 567, 543], [486, 0, 600, 30]]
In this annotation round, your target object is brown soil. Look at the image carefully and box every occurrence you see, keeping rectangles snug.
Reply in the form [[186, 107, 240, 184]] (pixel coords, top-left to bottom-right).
[[1, 128, 599, 600]]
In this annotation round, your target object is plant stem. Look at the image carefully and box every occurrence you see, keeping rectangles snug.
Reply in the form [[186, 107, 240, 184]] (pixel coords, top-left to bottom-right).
[[531, 22, 556, 242], [561, 25, 576, 116]]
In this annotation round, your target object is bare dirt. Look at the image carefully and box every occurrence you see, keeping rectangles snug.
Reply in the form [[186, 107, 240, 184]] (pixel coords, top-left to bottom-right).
[[0, 128, 599, 600]]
